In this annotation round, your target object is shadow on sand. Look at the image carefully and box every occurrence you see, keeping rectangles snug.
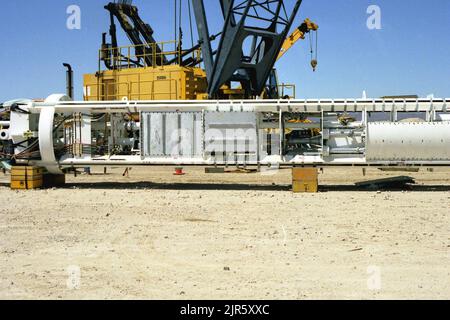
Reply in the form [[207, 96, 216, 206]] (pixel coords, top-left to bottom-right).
[[58, 182, 450, 193], [2, 181, 449, 192]]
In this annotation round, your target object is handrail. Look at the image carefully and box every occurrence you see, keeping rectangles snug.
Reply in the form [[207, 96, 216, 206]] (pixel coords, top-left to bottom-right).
[[99, 40, 201, 71]]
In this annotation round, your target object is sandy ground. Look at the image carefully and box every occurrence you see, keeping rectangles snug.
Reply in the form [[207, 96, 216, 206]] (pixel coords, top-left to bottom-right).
[[0, 166, 449, 300]]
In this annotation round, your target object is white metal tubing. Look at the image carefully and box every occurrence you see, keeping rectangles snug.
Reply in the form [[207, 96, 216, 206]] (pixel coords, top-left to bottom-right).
[[30, 97, 450, 114]]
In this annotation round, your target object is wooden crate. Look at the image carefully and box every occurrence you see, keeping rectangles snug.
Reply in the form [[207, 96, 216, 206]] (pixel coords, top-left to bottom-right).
[[11, 166, 44, 190], [292, 167, 319, 193]]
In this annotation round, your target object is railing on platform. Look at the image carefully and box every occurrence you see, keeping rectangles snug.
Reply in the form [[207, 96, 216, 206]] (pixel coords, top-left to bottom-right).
[[99, 40, 202, 71]]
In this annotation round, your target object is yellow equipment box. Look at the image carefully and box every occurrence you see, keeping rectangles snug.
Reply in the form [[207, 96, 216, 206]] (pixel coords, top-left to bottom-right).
[[11, 166, 44, 190]]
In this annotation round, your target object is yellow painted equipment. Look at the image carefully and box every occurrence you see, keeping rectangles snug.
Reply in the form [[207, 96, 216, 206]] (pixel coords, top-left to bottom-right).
[[292, 167, 319, 193], [11, 166, 44, 190], [84, 41, 208, 101], [84, 64, 208, 101]]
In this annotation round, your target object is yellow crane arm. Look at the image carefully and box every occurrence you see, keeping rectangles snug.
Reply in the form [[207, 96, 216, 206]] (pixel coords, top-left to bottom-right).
[[277, 18, 318, 65]]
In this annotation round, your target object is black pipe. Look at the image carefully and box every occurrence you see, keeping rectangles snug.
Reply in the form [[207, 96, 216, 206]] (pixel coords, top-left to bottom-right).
[[63, 63, 74, 100]]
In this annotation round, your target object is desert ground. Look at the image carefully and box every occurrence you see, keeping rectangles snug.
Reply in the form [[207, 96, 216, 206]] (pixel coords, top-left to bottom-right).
[[0, 166, 449, 300]]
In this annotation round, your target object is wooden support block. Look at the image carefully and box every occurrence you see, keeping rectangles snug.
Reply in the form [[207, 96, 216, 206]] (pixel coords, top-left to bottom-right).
[[10, 166, 44, 190], [292, 167, 319, 193], [11, 166, 44, 190]]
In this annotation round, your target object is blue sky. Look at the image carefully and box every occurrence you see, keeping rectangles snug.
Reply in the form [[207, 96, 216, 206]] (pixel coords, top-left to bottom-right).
[[0, 0, 449, 101]]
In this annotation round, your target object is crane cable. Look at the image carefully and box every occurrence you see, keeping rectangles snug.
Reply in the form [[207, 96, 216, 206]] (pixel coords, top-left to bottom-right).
[[174, 0, 196, 63], [177, 0, 183, 62], [174, 0, 188, 61], [309, 28, 318, 71]]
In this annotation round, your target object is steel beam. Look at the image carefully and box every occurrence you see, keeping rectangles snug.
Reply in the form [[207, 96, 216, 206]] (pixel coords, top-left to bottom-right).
[[191, 0, 215, 82], [208, 0, 303, 98]]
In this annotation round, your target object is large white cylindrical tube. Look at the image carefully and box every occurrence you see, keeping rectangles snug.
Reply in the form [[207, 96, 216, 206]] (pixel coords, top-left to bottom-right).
[[366, 121, 450, 161]]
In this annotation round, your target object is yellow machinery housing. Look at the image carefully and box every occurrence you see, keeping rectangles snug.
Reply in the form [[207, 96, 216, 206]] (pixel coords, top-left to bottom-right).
[[84, 41, 208, 101], [84, 65, 208, 101]]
